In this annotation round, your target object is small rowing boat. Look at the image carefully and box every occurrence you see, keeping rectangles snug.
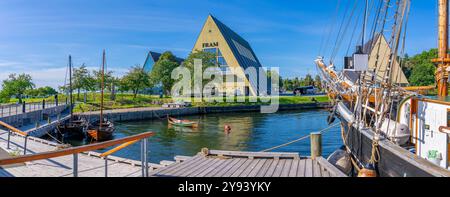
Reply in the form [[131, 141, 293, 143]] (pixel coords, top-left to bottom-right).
[[168, 117, 199, 128]]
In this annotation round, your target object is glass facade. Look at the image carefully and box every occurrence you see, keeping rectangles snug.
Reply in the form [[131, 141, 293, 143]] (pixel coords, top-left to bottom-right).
[[143, 57, 155, 73], [203, 47, 229, 68]]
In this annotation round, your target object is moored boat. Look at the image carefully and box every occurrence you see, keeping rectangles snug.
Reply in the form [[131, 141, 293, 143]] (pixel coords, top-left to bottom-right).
[[87, 119, 114, 141], [57, 55, 87, 139], [168, 117, 199, 128], [86, 50, 115, 142]]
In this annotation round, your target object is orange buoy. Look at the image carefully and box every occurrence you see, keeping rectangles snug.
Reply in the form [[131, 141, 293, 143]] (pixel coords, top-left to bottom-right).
[[224, 125, 232, 133]]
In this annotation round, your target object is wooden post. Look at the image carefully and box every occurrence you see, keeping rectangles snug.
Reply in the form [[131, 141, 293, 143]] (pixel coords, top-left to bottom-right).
[[310, 132, 322, 160]]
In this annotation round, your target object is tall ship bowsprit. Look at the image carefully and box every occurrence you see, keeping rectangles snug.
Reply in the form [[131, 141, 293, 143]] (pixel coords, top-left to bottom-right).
[[318, 0, 450, 177]]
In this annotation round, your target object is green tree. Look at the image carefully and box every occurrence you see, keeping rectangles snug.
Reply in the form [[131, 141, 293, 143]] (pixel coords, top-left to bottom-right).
[[26, 86, 57, 97], [73, 65, 91, 99], [39, 86, 57, 96], [314, 75, 322, 91], [121, 66, 153, 98], [151, 51, 181, 95], [404, 49, 438, 86], [409, 63, 436, 86], [183, 50, 217, 94], [1, 73, 35, 103], [293, 77, 301, 88], [93, 69, 115, 92], [304, 74, 313, 86]]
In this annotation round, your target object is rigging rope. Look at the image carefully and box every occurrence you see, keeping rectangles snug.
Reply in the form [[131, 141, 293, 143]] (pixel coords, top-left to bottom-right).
[[260, 122, 340, 153], [319, 0, 343, 56], [331, 0, 361, 62]]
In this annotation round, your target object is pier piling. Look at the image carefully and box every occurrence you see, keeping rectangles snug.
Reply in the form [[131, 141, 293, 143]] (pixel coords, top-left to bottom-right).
[[310, 132, 322, 160]]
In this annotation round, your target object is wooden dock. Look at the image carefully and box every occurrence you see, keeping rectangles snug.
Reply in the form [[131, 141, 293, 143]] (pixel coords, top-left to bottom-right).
[[150, 150, 347, 177], [0, 130, 155, 177], [1, 122, 346, 177]]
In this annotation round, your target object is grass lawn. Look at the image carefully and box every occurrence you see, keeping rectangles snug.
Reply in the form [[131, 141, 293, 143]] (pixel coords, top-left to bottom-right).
[[1, 92, 330, 112], [73, 93, 329, 112]]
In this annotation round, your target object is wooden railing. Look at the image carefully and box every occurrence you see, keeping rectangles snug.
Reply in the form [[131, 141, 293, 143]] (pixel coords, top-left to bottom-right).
[[0, 120, 29, 154], [0, 120, 28, 136], [0, 131, 154, 177]]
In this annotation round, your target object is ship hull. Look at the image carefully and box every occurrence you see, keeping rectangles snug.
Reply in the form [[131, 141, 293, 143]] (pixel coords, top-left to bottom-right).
[[339, 117, 441, 177]]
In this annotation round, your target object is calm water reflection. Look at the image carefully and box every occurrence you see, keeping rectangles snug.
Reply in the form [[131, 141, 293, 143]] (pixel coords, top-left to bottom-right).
[[67, 109, 342, 163]]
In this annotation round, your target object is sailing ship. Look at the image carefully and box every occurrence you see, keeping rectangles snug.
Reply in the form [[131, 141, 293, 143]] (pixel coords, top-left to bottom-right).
[[318, 0, 450, 177], [57, 55, 87, 139], [87, 50, 115, 142]]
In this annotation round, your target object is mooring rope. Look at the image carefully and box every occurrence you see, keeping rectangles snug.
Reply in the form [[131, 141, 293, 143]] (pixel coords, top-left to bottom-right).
[[260, 122, 340, 152], [46, 130, 65, 145]]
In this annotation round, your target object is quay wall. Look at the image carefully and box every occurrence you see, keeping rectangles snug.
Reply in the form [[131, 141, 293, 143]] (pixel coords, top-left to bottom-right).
[[76, 103, 331, 122], [0, 105, 69, 128]]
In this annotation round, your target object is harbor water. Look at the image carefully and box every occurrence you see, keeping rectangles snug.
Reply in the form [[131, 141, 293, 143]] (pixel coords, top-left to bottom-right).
[[64, 109, 342, 163]]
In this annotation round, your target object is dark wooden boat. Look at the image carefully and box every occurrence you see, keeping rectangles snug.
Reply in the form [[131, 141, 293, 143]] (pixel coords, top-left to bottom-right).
[[86, 50, 115, 142], [57, 55, 87, 139], [168, 117, 199, 128], [57, 118, 87, 139], [87, 119, 114, 141]]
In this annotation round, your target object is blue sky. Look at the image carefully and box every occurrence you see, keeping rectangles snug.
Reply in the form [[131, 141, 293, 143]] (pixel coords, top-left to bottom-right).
[[0, 0, 438, 88]]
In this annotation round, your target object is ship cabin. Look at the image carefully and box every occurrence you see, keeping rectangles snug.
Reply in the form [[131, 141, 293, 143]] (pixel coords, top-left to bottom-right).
[[398, 97, 450, 170]]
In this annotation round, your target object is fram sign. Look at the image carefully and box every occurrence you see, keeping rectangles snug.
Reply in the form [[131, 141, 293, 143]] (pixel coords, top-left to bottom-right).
[[202, 42, 219, 48]]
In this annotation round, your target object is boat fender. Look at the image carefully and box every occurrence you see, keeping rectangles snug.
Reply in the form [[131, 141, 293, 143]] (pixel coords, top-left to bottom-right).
[[327, 149, 352, 175], [201, 148, 210, 156], [358, 164, 377, 177]]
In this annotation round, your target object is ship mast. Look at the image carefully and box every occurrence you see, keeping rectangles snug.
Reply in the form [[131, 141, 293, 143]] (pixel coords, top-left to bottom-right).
[[434, 0, 449, 97], [69, 55, 73, 120], [100, 50, 105, 130]]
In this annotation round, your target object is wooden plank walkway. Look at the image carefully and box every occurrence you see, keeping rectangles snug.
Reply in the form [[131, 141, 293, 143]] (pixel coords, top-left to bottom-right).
[[0, 130, 347, 177], [0, 130, 150, 177], [150, 150, 347, 177]]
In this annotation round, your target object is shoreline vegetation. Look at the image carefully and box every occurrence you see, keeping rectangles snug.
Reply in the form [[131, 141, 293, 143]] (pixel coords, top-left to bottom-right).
[[73, 93, 330, 113], [0, 93, 330, 113]]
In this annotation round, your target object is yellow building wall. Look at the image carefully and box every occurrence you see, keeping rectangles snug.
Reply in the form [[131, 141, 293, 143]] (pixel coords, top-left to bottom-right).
[[192, 15, 257, 96]]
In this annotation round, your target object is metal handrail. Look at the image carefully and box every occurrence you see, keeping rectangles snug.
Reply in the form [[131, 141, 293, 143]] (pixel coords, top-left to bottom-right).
[[0, 101, 65, 118], [0, 120, 29, 154], [0, 131, 154, 177]]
